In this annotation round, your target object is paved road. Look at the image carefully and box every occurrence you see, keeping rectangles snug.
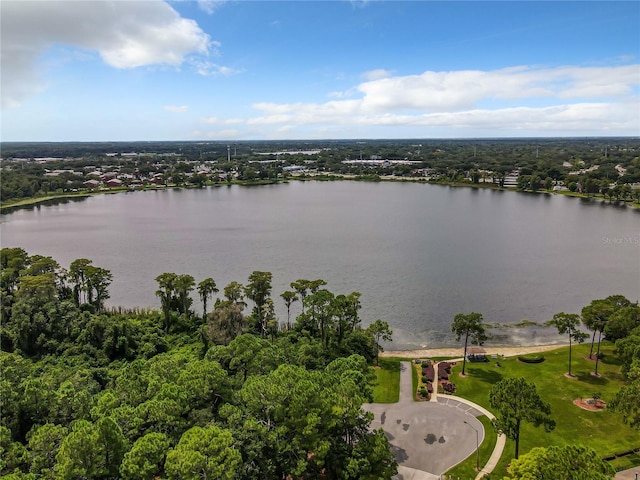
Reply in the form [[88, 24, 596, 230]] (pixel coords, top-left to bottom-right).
[[616, 467, 640, 480], [364, 362, 485, 479]]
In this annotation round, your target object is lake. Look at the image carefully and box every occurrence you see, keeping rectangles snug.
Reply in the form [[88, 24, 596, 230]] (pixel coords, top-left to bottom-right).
[[2, 181, 639, 349]]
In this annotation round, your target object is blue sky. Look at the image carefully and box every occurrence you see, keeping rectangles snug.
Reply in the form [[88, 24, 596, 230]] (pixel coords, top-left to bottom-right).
[[1, 1, 639, 141]]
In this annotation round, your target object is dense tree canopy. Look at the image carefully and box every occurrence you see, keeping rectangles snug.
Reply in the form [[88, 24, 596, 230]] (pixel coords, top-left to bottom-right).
[[0, 249, 396, 479]]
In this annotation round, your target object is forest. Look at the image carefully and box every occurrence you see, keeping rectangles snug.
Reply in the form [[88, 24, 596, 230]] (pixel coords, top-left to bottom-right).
[[0, 248, 397, 479]]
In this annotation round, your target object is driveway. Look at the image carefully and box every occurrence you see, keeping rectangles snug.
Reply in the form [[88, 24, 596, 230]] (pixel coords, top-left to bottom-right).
[[364, 362, 485, 479]]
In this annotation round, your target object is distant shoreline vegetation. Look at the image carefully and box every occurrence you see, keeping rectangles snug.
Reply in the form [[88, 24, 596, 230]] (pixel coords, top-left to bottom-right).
[[2, 174, 638, 214], [2, 138, 639, 212]]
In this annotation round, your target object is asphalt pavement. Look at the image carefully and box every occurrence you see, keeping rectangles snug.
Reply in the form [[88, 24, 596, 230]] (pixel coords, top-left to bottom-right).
[[364, 362, 485, 479]]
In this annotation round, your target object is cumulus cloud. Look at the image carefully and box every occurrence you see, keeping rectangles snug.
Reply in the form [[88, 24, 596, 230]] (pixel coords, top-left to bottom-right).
[[243, 64, 639, 135], [1, 0, 211, 109]]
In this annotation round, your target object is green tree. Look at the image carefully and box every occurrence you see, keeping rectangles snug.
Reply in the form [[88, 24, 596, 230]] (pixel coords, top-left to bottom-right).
[[197, 277, 218, 320], [604, 304, 640, 341], [155, 273, 177, 332], [609, 329, 640, 430], [174, 274, 195, 316], [489, 377, 555, 459], [280, 290, 298, 329], [547, 312, 588, 377], [69, 258, 92, 305], [54, 420, 102, 479], [507, 444, 615, 479], [164, 425, 241, 480], [244, 271, 272, 337], [290, 279, 310, 314], [27, 423, 68, 479], [451, 312, 487, 375], [120, 432, 170, 480], [367, 319, 393, 366], [223, 281, 244, 304], [582, 295, 631, 375], [85, 265, 112, 311]]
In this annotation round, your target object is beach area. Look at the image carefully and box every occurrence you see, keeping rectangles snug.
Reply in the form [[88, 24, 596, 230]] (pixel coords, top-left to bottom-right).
[[381, 343, 568, 359]]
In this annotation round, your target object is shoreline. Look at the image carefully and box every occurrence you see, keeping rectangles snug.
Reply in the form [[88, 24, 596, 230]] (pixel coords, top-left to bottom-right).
[[381, 343, 568, 359], [2, 176, 638, 214]]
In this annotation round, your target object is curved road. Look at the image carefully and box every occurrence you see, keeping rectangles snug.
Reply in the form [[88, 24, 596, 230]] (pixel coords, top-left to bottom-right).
[[364, 361, 504, 480]]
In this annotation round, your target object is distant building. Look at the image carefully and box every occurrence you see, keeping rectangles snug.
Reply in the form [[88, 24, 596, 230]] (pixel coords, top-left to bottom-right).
[[106, 179, 123, 187], [83, 179, 100, 188]]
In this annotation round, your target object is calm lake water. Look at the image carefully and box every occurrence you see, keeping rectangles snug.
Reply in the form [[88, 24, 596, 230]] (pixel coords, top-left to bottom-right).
[[2, 181, 639, 349]]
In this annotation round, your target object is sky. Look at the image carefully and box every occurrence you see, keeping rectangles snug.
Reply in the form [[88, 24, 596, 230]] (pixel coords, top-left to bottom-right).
[[1, 0, 639, 141]]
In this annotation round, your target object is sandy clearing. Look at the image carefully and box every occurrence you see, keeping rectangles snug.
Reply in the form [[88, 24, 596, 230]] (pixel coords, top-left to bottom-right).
[[381, 344, 568, 359]]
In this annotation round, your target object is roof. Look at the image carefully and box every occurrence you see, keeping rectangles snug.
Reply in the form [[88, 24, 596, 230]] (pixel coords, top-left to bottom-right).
[[467, 346, 486, 355]]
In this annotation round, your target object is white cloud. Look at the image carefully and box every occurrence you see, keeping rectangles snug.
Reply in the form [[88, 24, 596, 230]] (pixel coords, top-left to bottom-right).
[[190, 59, 242, 77], [240, 64, 639, 136], [361, 68, 394, 81], [200, 116, 244, 124], [1, 0, 211, 109], [164, 105, 189, 113], [197, 0, 228, 15]]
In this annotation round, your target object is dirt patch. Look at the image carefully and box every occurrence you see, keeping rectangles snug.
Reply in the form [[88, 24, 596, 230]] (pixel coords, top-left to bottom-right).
[[574, 398, 606, 411]]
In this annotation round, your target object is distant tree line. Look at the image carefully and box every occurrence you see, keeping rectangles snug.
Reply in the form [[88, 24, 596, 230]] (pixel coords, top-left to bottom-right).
[[2, 138, 639, 203]]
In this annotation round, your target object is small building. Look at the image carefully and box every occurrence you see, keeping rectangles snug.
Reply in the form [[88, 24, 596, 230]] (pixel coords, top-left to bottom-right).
[[106, 178, 123, 187], [466, 346, 488, 362]]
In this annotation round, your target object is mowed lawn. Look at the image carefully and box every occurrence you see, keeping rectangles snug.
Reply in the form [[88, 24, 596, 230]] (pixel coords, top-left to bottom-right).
[[372, 357, 402, 403], [451, 342, 638, 476], [370, 344, 639, 477]]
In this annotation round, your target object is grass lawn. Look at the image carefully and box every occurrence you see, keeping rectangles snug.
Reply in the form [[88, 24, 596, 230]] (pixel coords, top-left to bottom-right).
[[449, 342, 638, 477], [445, 414, 498, 479], [372, 358, 401, 403]]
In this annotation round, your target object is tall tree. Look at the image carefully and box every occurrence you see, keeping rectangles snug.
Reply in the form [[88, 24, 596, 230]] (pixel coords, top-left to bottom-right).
[[290, 279, 310, 314], [451, 312, 487, 375], [85, 265, 112, 312], [489, 377, 555, 459], [547, 312, 588, 377], [280, 290, 298, 329], [223, 281, 244, 304], [583, 296, 631, 376], [197, 277, 218, 320], [69, 258, 92, 305], [155, 273, 177, 332], [367, 319, 393, 366], [244, 271, 272, 337], [174, 274, 195, 316]]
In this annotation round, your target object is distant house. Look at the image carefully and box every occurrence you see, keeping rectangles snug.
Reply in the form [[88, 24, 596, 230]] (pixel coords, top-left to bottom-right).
[[106, 178, 123, 187], [83, 179, 100, 189]]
